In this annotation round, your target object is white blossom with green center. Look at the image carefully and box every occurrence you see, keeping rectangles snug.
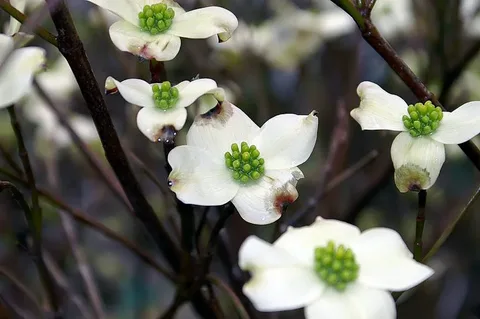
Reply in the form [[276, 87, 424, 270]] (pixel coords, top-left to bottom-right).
[[138, 4, 175, 35], [104, 76, 224, 141], [238, 217, 434, 319], [152, 81, 179, 110], [314, 241, 359, 292], [86, 0, 239, 61], [225, 142, 265, 183], [0, 34, 45, 109], [167, 103, 318, 224], [351, 81, 480, 193], [402, 101, 443, 137]]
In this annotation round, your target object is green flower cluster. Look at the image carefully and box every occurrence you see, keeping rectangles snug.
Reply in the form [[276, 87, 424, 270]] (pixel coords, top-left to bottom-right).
[[139, 4, 175, 35], [225, 142, 265, 183], [403, 101, 443, 137], [314, 241, 360, 291], [152, 81, 179, 110]]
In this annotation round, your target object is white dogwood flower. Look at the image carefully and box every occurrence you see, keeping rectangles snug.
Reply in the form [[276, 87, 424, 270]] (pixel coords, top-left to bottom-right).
[[351, 81, 480, 192], [239, 217, 434, 318], [86, 0, 238, 61], [167, 102, 318, 224], [0, 34, 45, 108], [105, 76, 225, 141]]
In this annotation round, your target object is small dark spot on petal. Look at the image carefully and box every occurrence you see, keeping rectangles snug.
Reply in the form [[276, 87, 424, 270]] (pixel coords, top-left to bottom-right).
[[408, 183, 422, 192], [167, 180, 173, 187], [274, 193, 296, 215], [312, 110, 319, 117], [201, 102, 223, 119], [105, 87, 118, 95], [156, 125, 177, 143]]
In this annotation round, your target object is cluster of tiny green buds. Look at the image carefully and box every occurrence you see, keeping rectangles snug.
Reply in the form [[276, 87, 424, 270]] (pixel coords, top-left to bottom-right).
[[138, 4, 175, 35], [403, 101, 443, 137], [225, 142, 265, 183], [152, 81, 179, 110], [314, 241, 360, 291]]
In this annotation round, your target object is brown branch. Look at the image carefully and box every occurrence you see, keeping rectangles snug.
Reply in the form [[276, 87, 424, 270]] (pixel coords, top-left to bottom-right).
[[45, 0, 180, 271], [0, 168, 176, 283]]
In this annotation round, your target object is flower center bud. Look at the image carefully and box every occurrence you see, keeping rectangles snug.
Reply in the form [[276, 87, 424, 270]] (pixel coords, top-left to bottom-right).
[[152, 81, 179, 110], [314, 241, 359, 291], [138, 4, 175, 35], [402, 101, 443, 137], [225, 142, 265, 183]]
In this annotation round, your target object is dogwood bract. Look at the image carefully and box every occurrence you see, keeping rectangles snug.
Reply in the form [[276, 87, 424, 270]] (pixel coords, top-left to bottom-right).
[[105, 76, 225, 141], [239, 217, 433, 318], [351, 81, 480, 192], [167, 102, 318, 224], [0, 34, 45, 109], [86, 0, 238, 61]]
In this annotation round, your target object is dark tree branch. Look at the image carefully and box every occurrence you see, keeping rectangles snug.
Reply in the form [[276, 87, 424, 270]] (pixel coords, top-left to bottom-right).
[[414, 190, 427, 261], [45, 0, 181, 271]]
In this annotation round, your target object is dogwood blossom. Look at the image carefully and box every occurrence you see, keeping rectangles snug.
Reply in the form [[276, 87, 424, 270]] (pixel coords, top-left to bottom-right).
[[0, 34, 45, 109], [351, 82, 480, 192], [239, 217, 434, 318], [167, 102, 318, 224], [105, 76, 225, 141], [86, 0, 238, 61]]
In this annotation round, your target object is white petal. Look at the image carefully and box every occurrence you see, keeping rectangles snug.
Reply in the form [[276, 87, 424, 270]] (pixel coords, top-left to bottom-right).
[[186, 101, 260, 158], [243, 267, 324, 312], [232, 176, 298, 225], [0, 47, 46, 109], [274, 218, 361, 267], [352, 228, 434, 291], [239, 236, 302, 269], [431, 102, 480, 144], [168, 7, 238, 42], [351, 81, 408, 131], [391, 132, 446, 192], [0, 34, 14, 62], [305, 285, 396, 319], [4, 0, 26, 36], [105, 76, 154, 107], [136, 107, 187, 141], [87, 0, 141, 25], [109, 20, 181, 61], [251, 111, 318, 170], [176, 78, 218, 108], [167, 145, 239, 205]]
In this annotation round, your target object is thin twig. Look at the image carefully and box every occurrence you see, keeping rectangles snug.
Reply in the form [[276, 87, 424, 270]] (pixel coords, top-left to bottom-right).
[[0, 168, 177, 282], [0, 266, 43, 316], [43, 252, 94, 319], [422, 185, 480, 262], [7, 106, 60, 314], [207, 275, 249, 319], [0, 144, 22, 176], [439, 39, 480, 103], [34, 80, 133, 214], [195, 207, 210, 254], [0, 0, 58, 46], [414, 190, 427, 261], [285, 149, 379, 228], [45, 0, 180, 272]]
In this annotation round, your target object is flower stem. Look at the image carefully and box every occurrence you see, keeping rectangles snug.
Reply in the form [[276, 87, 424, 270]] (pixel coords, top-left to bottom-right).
[[414, 190, 427, 261], [422, 186, 480, 262], [150, 59, 168, 83], [6, 106, 60, 314], [207, 275, 249, 319], [0, 0, 58, 47], [331, 1, 480, 171]]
